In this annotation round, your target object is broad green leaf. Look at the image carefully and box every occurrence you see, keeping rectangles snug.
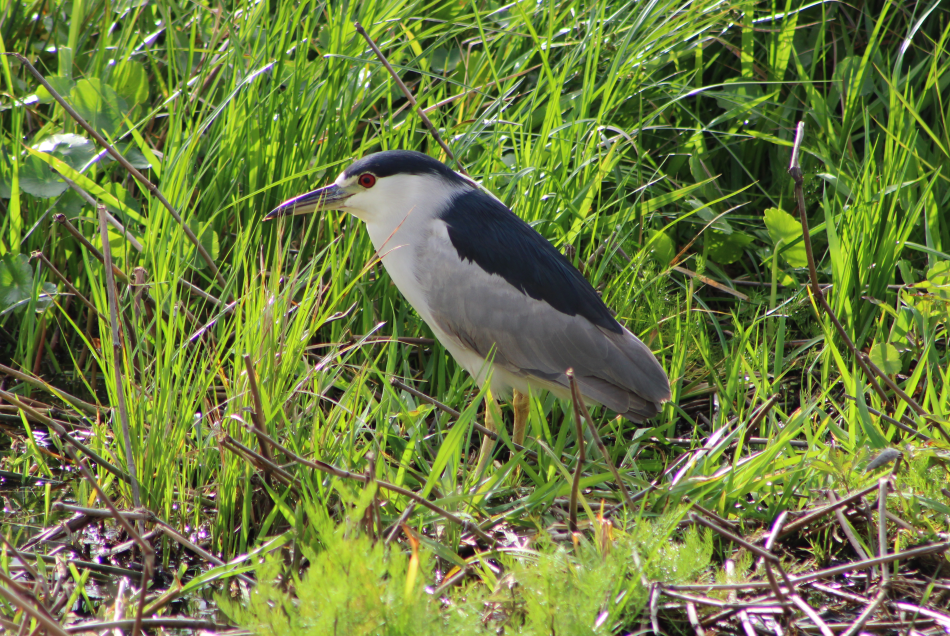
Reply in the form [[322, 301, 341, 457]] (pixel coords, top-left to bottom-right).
[[706, 230, 753, 265], [189, 221, 220, 269], [926, 260, 950, 285], [696, 207, 733, 233], [122, 115, 163, 177], [19, 152, 68, 198], [868, 342, 901, 376], [112, 60, 149, 105], [763, 207, 807, 268], [25, 147, 142, 224], [430, 48, 462, 74], [35, 76, 76, 103], [0, 254, 56, 314], [0, 254, 32, 310], [102, 143, 154, 170], [68, 78, 128, 135], [650, 229, 675, 267], [18, 134, 96, 198], [925, 260, 950, 300], [0, 146, 16, 198], [34, 133, 96, 170]]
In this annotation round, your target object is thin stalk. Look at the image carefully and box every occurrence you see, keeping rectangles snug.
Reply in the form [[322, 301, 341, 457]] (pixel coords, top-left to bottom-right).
[[353, 23, 466, 175], [568, 371, 634, 509], [566, 369, 586, 533], [787, 121, 889, 405], [242, 354, 274, 482], [97, 204, 142, 512]]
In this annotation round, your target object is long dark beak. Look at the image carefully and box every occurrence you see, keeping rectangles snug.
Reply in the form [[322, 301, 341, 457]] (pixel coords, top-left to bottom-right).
[[264, 184, 352, 220]]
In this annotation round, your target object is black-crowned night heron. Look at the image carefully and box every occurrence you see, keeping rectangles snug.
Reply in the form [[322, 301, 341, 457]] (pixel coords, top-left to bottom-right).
[[266, 150, 670, 469]]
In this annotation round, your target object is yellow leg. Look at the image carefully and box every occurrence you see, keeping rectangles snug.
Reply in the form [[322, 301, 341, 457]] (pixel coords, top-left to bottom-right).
[[475, 392, 500, 475], [512, 389, 530, 447]]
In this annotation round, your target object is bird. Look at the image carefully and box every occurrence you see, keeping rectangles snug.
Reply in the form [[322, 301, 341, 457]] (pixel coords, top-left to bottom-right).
[[265, 150, 670, 471]]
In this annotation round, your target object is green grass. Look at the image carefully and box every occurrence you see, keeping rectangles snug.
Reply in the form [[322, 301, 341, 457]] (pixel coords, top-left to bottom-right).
[[1, 0, 949, 631]]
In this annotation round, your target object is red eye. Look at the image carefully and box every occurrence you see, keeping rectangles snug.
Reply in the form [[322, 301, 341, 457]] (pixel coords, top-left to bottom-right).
[[358, 173, 376, 188]]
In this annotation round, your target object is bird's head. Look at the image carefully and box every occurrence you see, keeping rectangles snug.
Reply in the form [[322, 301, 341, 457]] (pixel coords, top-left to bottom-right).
[[265, 150, 474, 224]]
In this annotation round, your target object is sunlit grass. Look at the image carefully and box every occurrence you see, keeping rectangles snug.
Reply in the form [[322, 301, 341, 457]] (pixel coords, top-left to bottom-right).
[[0, 0, 948, 629]]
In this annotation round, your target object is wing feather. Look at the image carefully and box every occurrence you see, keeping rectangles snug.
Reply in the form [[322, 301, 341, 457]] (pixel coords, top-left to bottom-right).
[[420, 234, 670, 422]]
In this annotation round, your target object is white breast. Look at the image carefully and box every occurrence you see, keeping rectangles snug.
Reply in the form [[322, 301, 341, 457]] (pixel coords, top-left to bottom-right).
[[349, 174, 535, 397], [353, 175, 462, 323]]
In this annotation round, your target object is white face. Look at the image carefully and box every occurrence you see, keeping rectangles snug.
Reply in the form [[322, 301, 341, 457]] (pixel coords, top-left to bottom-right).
[[336, 170, 470, 227]]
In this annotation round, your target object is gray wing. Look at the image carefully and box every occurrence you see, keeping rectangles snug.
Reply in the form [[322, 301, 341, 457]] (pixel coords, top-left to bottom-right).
[[421, 253, 671, 422]]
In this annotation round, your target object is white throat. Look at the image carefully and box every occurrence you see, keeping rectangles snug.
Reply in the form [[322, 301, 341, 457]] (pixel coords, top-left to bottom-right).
[[342, 174, 470, 324]]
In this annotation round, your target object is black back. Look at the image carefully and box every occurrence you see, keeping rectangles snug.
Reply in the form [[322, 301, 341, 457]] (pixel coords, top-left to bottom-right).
[[439, 189, 622, 334]]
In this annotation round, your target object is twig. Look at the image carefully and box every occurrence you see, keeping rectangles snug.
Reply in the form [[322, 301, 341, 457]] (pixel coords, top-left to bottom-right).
[[220, 434, 298, 490], [808, 582, 870, 605], [787, 121, 889, 405], [433, 566, 470, 596], [724, 559, 756, 636], [649, 584, 662, 636], [673, 540, 950, 592], [246, 423, 496, 545], [353, 23, 465, 174], [52, 503, 150, 520], [0, 570, 69, 636], [672, 265, 749, 301], [890, 602, 950, 628], [97, 204, 142, 514], [826, 490, 869, 560], [860, 352, 950, 442], [779, 482, 879, 537], [178, 279, 226, 308], [384, 503, 416, 545], [30, 250, 101, 323], [0, 532, 48, 599], [149, 516, 255, 587], [801, 620, 934, 632], [569, 371, 635, 509], [15, 547, 144, 579], [6, 53, 228, 293], [841, 395, 930, 441], [19, 513, 95, 551], [840, 589, 888, 636], [567, 370, 586, 533], [67, 451, 152, 636], [686, 499, 739, 529], [390, 377, 539, 460], [64, 618, 232, 633], [660, 588, 784, 609], [792, 541, 949, 585], [242, 355, 274, 481], [790, 594, 835, 636], [59, 174, 144, 252], [0, 360, 98, 415], [0, 388, 130, 482], [877, 478, 889, 585], [390, 377, 460, 417], [746, 394, 780, 433], [689, 514, 778, 563], [758, 511, 792, 613], [54, 214, 129, 283]]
